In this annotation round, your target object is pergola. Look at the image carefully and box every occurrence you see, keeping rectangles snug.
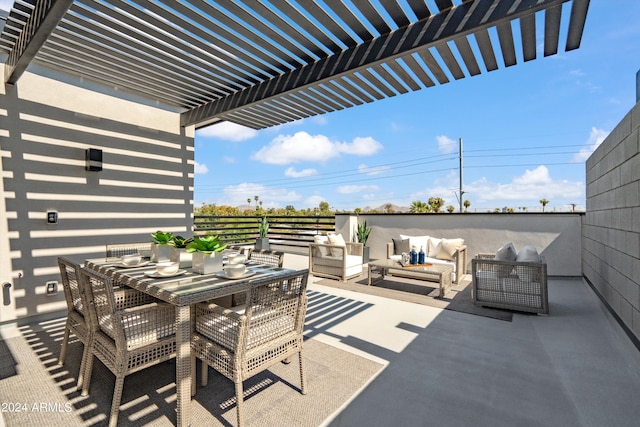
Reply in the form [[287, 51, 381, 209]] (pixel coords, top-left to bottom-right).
[[1, 0, 589, 131]]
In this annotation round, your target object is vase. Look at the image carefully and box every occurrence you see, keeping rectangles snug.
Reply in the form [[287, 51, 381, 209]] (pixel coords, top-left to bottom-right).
[[151, 243, 171, 262], [192, 252, 223, 275], [170, 247, 192, 268], [255, 237, 270, 251]]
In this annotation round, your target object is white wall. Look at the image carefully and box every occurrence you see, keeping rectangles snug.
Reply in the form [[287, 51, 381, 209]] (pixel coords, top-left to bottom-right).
[[339, 213, 583, 276], [0, 64, 194, 323]]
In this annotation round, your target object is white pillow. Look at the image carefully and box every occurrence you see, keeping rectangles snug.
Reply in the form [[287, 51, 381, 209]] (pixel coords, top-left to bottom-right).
[[437, 238, 464, 261], [327, 233, 346, 256], [516, 246, 540, 263], [428, 237, 442, 257], [400, 234, 429, 253], [495, 242, 517, 262], [313, 235, 330, 256]]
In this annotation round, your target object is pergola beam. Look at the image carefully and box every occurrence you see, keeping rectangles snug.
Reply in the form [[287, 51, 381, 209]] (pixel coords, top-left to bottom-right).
[[4, 0, 73, 85], [181, 0, 572, 128]]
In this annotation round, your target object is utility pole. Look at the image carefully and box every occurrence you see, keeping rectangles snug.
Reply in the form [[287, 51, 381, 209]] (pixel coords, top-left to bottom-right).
[[459, 137, 464, 212]]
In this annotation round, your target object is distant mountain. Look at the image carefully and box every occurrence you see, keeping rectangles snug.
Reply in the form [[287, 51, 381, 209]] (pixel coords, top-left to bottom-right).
[[362, 203, 409, 213]]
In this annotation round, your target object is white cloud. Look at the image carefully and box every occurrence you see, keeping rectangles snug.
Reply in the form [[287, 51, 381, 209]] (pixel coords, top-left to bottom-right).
[[336, 185, 379, 194], [467, 165, 584, 203], [436, 135, 457, 154], [574, 127, 609, 162], [304, 195, 325, 209], [196, 121, 258, 142], [194, 161, 208, 174], [285, 167, 318, 178], [220, 182, 302, 207], [358, 164, 391, 176], [252, 131, 383, 165]]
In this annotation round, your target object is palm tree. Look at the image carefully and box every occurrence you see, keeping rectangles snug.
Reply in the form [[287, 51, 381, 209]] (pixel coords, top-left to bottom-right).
[[409, 200, 430, 213], [463, 199, 471, 213], [384, 203, 394, 213], [540, 198, 549, 212], [246, 198, 251, 207], [446, 205, 455, 213], [428, 197, 445, 213]]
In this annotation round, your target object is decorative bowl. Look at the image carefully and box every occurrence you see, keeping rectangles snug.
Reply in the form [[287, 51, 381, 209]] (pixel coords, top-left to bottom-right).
[[121, 254, 142, 266], [223, 263, 246, 278], [156, 261, 179, 276]]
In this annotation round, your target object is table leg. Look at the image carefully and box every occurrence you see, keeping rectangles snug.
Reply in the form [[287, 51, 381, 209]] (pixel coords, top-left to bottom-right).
[[176, 305, 191, 427]]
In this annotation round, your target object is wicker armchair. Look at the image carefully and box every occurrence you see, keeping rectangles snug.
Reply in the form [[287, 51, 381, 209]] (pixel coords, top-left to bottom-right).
[[191, 270, 309, 427], [248, 249, 284, 267], [105, 242, 151, 258], [472, 253, 549, 315], [78, 267, 177, 427], [309, 242, 363, 281]]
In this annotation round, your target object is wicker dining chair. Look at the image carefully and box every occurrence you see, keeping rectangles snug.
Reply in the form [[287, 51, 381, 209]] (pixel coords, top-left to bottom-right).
[[105, 242, 152, 258], [226, 245, 253, 258], [78, 267, 177, 427], [248, 249, 284, 267], [191, 269, 309, 427]]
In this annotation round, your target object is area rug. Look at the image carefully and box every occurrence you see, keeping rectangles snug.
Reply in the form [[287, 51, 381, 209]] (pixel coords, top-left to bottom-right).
[[0, 317, 384, 427], [316, 273, 513, 322]]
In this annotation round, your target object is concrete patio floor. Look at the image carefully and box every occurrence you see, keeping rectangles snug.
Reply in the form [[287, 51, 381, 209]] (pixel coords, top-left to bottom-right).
[[2, 253, 639, 426]]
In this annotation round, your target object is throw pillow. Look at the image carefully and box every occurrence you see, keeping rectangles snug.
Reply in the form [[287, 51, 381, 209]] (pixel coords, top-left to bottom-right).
[[516, 246, 540, 263], [437, 238, 464, 261], [400, 234, 429, 254], [393, 238, 410, 255], [427, 237, 442, 257], [313, 235, 330, 256], [327, 233, 346, 257], [495, 242, 517, 262]]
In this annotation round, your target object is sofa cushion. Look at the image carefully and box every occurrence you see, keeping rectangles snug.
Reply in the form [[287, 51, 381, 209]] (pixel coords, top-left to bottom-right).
[[313, 235, 330, 256], [516, 246, 540, 263], [495, 242, 517, 262], [327, 233, 346, 256], [437, 238, 464, 261], [400, 234, 429, 253], [392, 238, 410, 255], [427, 237, 442, 257]]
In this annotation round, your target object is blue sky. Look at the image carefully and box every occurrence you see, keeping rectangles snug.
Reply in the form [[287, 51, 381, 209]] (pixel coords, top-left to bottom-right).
[[192, 0, 640, 212], [3, 0, 637, 212]]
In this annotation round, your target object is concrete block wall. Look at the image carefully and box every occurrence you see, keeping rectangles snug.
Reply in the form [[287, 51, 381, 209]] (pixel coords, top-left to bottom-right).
[[584, 102, 640, 341]]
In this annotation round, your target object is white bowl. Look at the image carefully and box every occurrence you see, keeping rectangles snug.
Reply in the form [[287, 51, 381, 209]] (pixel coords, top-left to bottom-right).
[[223, 263, 246, 278], [156, 261, 179, 276], [121, 254, 142, 266]]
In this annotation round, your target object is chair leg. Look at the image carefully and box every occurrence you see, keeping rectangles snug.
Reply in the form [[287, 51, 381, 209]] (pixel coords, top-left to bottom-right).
[[191, 354, 197, 396], [81, 349, 95, 397], [77, 341, 91, 390], [298, 350, 307, 395], [201, 359, 208, 386], [58, 323, 70, 365], [235, 380, 244, 427], [109, 373, 126, 427]]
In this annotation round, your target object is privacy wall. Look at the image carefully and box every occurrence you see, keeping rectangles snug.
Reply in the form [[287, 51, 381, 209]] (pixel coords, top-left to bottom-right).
[[584, 102, 640, 342], [0, 64, 194, 323]]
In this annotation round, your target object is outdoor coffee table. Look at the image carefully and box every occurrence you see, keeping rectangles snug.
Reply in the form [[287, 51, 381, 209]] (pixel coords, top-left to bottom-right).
[[367, 259, 453, 298]]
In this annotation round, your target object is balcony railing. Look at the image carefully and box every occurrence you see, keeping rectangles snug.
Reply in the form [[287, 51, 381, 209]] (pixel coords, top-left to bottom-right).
[[193, 215, 335, 249]]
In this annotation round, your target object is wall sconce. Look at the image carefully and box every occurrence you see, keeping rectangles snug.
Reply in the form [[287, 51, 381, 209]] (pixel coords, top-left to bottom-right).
[[85, 148, 102, 171]]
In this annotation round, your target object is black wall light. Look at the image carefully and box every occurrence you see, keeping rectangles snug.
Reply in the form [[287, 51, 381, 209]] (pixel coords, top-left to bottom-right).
[[85, 148, 103, 171]]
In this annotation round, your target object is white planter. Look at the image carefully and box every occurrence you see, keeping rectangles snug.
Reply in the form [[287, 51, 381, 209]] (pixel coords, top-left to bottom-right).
[[170, 247, 192, 268], [192, 252, 223, 275], [151, 243, 171, 262], [255, 237, 270, 251]]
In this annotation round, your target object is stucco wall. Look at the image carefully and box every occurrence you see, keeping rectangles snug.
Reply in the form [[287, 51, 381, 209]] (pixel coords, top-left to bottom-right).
[[584, 102, 640, 341], [0, 65, 194, 323], [337, 212, 583, 276]]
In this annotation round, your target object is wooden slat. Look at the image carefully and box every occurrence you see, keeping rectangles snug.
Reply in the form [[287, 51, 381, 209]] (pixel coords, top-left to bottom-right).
[[520, 13, 537, 62], [401, 54, 435, 88], [496, 22, 517, 67], [473, 29, 499, 72], [380, 0, 411, 28], [326, 1, 373, 41], [453, 37, 482, 76], [544, 4, 562, 57], [406, 0, 432, 20], [386, 59, 422, 91], [566, 0, 590, 51], [371, 63, 409, 94], [352, 0, 391, 34], [417, 47, 450, 84]]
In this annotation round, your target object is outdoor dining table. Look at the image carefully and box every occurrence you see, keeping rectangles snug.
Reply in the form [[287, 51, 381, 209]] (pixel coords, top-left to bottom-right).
[[84, 256, 297, 427]]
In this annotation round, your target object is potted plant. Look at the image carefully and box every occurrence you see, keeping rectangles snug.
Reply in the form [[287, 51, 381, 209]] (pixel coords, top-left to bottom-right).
[[150, 230, 173, 262], [169, 235, 193, 268], [255, 216, 270, 250], [355, 220, 372, 263], [186, 234, 227, 274]]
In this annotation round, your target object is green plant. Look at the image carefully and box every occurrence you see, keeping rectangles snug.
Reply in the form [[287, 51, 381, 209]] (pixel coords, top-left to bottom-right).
[[169, 235, 193, 248], [258, 216, 269, 238], [355, 220, 371, 245], [151, 230, 174, 245], [186, 234, 227, 254]]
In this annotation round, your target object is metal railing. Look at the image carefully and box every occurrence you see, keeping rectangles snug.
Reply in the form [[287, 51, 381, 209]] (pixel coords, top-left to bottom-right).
[[193, 215, 335, 249]]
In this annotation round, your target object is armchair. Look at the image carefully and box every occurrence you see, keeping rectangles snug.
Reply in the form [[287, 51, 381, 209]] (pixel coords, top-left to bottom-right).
[[309, 240, 363, 281]]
